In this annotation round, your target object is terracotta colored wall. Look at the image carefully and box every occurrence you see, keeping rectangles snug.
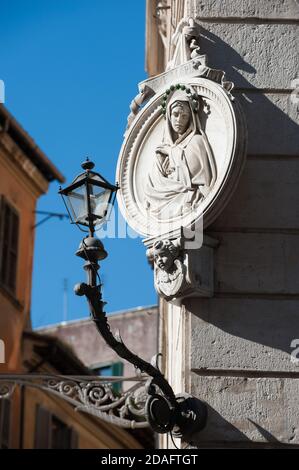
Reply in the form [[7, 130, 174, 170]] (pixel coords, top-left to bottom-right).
[[0, 138, 47, 372], [22, 387, 142, 449]]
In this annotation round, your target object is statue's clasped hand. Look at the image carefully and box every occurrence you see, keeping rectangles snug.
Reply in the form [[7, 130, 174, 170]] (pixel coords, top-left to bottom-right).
[[155, 145, 170, 157], [155, 145, 173, 176]]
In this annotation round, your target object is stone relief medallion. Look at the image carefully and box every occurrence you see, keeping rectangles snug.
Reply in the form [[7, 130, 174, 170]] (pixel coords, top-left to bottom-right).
[[116, 17, 247, 301], [116, 76, 247, 238]]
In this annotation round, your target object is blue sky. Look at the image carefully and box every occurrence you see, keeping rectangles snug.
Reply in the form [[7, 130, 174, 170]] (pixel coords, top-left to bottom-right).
[[1, 0, 157, 327]]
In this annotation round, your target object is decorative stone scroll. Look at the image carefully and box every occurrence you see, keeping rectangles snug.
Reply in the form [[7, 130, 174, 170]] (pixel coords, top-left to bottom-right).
[[116, 18, 247, 301]]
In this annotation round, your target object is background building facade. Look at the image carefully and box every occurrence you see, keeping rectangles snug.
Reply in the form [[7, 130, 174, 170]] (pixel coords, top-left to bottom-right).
[[0, 104, 145, 449], [0, 104, 64, 373], [37, 305, 158, 386]]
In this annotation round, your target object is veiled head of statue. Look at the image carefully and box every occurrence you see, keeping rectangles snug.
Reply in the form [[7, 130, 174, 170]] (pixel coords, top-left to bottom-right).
[[169, 101, 191, 135], [166, 90, 198, 142]]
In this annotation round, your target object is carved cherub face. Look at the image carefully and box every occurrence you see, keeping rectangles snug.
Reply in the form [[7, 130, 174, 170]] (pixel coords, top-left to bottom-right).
[[170, 101, 191, 136], [155, 251, 173, 271], [153, 240, 177, 271]]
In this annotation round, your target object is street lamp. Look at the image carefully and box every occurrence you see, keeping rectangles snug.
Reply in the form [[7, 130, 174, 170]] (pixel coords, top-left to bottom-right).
[[59, 158, 118, 236], [59, 158, 117, 287], [58, 158, 207, 439]]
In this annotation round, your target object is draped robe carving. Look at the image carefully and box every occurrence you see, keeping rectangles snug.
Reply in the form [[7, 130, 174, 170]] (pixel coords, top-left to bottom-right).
[[145, 90, 217, 219]]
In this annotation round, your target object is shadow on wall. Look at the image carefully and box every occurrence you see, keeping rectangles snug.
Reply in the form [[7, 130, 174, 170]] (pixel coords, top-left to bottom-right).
[[200, 26, 257, 82], [182, 27, 299, 354], [178, 25, 299, 449], [180, 29, 299, 357], [186, 404, 251, 447], [185, 297, 299, 357], [186, 405, 298, 448], [199, 26, 299, 155]]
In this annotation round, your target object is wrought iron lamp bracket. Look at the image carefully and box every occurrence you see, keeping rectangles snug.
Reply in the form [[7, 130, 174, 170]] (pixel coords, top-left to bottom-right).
[[0, 247, 207, 438], [74, 235, 207, 438]]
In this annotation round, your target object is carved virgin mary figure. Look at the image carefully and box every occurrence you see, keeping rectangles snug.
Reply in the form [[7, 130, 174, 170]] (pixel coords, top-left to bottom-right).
[[145, 88, 217, 219]]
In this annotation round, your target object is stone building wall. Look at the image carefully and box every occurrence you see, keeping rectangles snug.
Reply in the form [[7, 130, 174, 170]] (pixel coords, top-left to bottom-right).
[[157, 0, 299, 448]]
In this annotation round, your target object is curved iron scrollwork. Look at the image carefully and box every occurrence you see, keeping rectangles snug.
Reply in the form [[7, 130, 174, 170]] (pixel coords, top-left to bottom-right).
[[0, 375, 149, 429], [74, 236, 207, 438]]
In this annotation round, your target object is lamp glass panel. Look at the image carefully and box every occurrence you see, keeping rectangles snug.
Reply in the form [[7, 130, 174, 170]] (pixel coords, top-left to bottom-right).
[[91, 174, 109, 185], [89, 184, 112, 225], [65, 185, 88, 225]]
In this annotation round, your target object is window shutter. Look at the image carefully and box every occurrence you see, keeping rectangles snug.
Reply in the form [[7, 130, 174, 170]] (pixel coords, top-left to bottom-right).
[[0, 399, 11, 449], [71, 429, 78, 449], [112, 361, 124, 376], [8, 209, 19, 292], [51, 415, 72, 449], [112, 362, 124, 393], [0, 197, 4, 281], [34, 405, 51, 449], [0, 197, 7, 288], [0, 197, 19, 294]]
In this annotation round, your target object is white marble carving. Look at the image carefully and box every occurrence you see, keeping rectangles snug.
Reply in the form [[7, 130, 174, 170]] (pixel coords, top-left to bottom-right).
[[144, 87, 217, 219], [116, 17, 247, 300], [151, 239, 185, 298], [116, 74, 246, 238], [167, 18, 202, 70], [146, 235, 218, 301]]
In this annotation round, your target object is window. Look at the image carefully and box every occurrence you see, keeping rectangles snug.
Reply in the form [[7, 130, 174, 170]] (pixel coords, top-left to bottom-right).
[[95, 364, 113, 376], [0, 197, 19, 294], [92, 361, 124, 393], [51, 416, 72, 450], [0, 399, 11, 449], [35, 406, 78, 449]]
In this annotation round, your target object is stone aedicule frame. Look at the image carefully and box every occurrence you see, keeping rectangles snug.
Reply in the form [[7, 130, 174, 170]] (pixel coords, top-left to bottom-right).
[[116, 17, 247, 302]]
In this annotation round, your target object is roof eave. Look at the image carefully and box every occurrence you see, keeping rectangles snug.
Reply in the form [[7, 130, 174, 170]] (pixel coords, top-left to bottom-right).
[[0, 104, 65, 183]]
